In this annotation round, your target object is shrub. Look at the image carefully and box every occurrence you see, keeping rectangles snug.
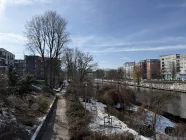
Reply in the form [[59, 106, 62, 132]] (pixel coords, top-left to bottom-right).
[[0, 74, 8, 92], [66, 94, 91, 139], [37, 95, 49, 113], [83, 132, 134, 140], [17, 75, 36, 96]]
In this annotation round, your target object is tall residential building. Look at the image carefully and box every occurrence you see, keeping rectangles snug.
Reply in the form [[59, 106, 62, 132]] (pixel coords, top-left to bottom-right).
[[160, 54, 180, 80], [123, 62, 135, 79], [138, 60, 147, 79], [14, 59, 26, 76], [160, 54, 186, 80], [146, 59, 160, 80], [179, 54, 186, 79], [0, 48, 15, 66]]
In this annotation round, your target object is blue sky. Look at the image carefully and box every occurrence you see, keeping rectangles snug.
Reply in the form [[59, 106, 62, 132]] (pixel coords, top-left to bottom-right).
[[0, 0, 186, 68]]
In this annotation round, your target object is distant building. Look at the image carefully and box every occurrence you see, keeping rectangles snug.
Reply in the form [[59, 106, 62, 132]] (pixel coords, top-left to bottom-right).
[[25, 55, 44, 79], [14, 59, 26, 76], [123, 62, 135, 79], [0, 48, 15, 66], [179, 54, 186, 80], [160, 54, 186, 80], [138, 60, 147, 79], [0, 48, 15, 73], [146, 59, 160, 80]]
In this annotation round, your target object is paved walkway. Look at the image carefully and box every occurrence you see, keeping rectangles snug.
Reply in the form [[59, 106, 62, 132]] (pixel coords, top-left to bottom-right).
[[41, 89, 69, 140]]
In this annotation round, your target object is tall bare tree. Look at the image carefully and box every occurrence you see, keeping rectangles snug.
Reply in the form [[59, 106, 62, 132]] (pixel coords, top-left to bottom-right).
[[116, 67, 124, 90], [76, 50, 97, 83], [25, 10, 70, 87], [62, 48, 97, 83], [171, 61, 176, 80], [133, 65, 142, 85]]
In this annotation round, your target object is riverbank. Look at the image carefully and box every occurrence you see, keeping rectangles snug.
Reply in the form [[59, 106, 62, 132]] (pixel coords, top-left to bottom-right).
[[128, 81, 186, 93], [95, 79, 186, 93]]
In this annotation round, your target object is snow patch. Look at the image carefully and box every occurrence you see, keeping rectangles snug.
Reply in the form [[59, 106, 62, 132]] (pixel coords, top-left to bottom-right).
[[80, 99, 151, 140]]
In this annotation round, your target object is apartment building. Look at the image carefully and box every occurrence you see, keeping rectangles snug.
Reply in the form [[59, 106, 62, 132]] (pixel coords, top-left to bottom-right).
[[14, 59, 26, 76], [179, 54, 186, 79], [123, 62, 135, 79], [25, 55, 44, 79], [146, 59, 160, 80], [160, 54, 180, 80], [138, 60, 147, 79], [0, 48, 15, 73], [0, 48, 15, 66]]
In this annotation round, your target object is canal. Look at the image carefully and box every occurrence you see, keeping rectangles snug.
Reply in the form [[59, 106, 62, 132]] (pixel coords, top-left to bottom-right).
[[95, 81, 186, 119], [129, 86, 186, 119]]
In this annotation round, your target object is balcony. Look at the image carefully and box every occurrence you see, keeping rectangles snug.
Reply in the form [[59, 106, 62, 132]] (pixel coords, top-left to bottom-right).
[[0, 55, 6, 59]]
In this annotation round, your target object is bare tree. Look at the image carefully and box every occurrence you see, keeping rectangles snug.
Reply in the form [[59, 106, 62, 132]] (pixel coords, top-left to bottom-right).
[[95, 69, 105, 83], [136, 92, 179, 139], [133, 65, 142, 85], [106, 69, 117, 83], [25, 10, 70, 87], [76, 50, 97, 83], [62, 48, 97, 83], [171, 61, 176, 80], [116, 67, 124, 90]]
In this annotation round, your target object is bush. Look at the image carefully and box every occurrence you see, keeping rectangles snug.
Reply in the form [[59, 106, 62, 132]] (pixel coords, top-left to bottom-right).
[[37, 95, 49, 113], [66, 94, 91, 139], [83, 132, 134, 140], [97, 84, 136, 108], [17, 75, 36, 96], [0, 74, 8, 92]]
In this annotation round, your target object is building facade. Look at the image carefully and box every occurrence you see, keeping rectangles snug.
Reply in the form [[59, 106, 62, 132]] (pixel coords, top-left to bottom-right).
[[0, 48, 15, 66], [138, 60, 147, 79], [123, 62, 135, 79], [25, 55, 44, 79], [146, 59, 160, 80], [14, 59, 26, 76], [160, 54, 180, 80]]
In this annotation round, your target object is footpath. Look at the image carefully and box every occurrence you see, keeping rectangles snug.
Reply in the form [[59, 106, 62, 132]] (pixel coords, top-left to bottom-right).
[[41, 89, 69, 140]]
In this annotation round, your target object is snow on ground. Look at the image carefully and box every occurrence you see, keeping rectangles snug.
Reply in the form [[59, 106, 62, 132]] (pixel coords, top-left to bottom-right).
[[80, 99, 151, 140], [127, 105, 175, 133]]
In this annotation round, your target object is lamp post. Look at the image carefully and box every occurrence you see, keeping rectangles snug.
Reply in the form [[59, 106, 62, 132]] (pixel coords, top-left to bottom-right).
[[84, 81, 87, 115]]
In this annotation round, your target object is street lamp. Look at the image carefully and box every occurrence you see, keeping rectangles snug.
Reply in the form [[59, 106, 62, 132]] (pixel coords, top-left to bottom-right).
[[84, 81, 88, 115]]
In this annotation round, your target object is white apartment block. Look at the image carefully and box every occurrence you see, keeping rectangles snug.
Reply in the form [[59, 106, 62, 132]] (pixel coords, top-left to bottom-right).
[[160, 54, 186, 80], [123, 62, 135, 79], [0, 48, 15, 67]]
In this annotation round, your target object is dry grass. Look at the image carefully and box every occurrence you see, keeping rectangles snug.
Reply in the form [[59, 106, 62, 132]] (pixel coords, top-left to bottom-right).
[[65, 83, 135, 140], [97, 84, 136, 107], [65, 94, 91, 139]]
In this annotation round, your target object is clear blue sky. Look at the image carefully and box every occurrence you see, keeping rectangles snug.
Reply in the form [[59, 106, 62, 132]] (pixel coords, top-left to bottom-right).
[[0, 0, 186, 68]]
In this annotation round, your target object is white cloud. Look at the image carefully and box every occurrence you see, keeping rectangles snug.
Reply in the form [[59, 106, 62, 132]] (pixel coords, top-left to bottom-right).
[[91, 44, 186, 53], [0, 0, 50, 19], [0, 32, 27, 43], [69, 34, 186, 50]]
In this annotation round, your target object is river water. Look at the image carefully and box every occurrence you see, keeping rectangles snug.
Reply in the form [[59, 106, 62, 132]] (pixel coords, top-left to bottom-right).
[[95, 81, 186, 119], [128, 86, 186, 119]]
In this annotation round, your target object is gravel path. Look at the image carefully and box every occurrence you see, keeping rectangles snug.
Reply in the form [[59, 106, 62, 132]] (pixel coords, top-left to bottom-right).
[[41, 89, 69, 140]]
